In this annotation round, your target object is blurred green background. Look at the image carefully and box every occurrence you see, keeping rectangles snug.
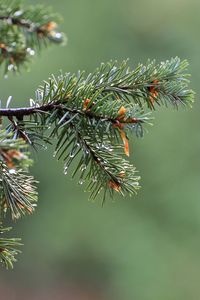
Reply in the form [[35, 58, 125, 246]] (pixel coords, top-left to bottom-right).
[[1, 0, 200, 299]]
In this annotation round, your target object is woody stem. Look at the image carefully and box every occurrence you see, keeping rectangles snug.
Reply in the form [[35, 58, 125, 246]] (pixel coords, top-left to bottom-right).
[[0, 102, 144, 124]]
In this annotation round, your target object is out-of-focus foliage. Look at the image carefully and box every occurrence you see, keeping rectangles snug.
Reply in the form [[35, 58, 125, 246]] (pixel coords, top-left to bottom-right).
[[0, 0, 66, 74], [0, 0, 199, 299]]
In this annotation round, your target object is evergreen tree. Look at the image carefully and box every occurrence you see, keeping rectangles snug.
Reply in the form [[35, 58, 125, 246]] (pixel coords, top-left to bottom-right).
[[0, 0, 195, 268]]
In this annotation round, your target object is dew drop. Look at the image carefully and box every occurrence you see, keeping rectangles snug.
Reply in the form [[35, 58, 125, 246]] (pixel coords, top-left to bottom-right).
[[55, 32, 62, 39], [80, 164, 86, 172], [97, 187, 103, 194], [9, 169, 16, 174], [15, 212, 21, 219], [27, 47, 35, 56], [70, 152, 75, 158], [63, 164, 68, 175], [14, 10, 23, 17], [92, 177, 97, 182], [79, 179, 85, 185], [8, 64, 14, 71]]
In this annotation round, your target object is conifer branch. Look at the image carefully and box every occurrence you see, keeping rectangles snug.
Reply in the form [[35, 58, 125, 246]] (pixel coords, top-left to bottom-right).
[[0, 1, 195, 269], [0, 0, 66, 74], [0, 58, 194, 205], [0, 131, 38, 219], [0, 225, 21, 269]]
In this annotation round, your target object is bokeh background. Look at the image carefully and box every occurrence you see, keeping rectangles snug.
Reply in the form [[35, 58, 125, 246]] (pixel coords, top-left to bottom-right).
[[0, 0, 200, 299]]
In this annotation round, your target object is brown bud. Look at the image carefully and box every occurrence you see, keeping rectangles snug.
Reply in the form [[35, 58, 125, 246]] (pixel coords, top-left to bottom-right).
[[108, 180, 121, 192], [41, 21, 57, 32], [83, 98, 91, 109]]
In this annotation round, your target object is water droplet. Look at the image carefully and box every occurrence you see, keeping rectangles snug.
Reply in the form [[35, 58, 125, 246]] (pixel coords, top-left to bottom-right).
[[98, 187, 103, 194], [15, 212, 21, 219], [80, 164, 86, 172], [54, 32, 62, 39], [9, 169, 16, 174], [14, 10, 23, 17], [53, 151, 57, 158], [27, 47, 35, 56], [63, 164, 68, 174], [70, 152, 75, 158], [79, 179, 85, 185], [8, 64, 14, 71]]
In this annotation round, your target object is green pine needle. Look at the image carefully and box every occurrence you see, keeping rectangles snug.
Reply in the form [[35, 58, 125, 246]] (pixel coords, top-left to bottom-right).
[[0, 225, 22, 269]]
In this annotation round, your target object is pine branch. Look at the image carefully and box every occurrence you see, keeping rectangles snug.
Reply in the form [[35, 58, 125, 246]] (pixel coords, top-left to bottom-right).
[[0, 57, 194, 114], [0, 1, 195, 270], [0, 130, 38, 219], [0, 58, 194, 203], [0, 0, 66, 74], [63, 127, 141, 204], [0, 225, 22, 269]]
